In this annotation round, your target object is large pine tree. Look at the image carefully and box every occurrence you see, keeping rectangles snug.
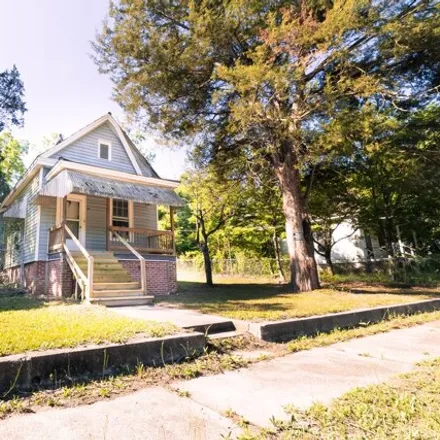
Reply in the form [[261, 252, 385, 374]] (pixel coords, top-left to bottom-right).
[[93, 0, 440, 291]]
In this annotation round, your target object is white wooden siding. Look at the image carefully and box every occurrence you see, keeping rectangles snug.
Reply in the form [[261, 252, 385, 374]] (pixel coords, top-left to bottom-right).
[[134, 203, 157, 229], [4, 173, 41, 267], [38, 196, 57, 260], [50, 122, 136, 174]]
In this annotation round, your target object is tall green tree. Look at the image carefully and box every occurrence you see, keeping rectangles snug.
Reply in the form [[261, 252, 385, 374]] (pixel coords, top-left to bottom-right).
[[0, 65, 26, 133], [180, 165, 241, 286], [94, 0, 440, 291]]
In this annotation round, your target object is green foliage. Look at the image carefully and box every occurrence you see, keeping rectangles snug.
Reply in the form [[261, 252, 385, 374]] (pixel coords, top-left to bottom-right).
[[0, 132, 27, 184], [0, 65, 26, 133], [94, 1, 440, 286]]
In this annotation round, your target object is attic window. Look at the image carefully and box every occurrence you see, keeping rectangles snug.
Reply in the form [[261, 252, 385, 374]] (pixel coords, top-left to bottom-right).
[[98, 140, 111, 160]]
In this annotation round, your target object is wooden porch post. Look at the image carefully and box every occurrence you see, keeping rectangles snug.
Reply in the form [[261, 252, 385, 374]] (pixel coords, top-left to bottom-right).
[[61, 196, 67, 244], [170, 206, 176, 255], [106, 198, 110, 251]]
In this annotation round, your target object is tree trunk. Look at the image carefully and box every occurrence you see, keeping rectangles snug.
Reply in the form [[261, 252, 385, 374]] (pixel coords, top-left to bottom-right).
[[324, 249, 334, 276], [272, 231, 286, 282], [201, 242, 213, 287], [274, 155, 320, 292]]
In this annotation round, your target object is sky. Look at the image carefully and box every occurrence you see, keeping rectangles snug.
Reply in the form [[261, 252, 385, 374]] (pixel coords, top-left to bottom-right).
[[0, 0, 187, 179]]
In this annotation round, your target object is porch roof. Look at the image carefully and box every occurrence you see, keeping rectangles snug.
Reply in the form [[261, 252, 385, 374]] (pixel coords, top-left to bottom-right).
[[38, 170, 185, 207]]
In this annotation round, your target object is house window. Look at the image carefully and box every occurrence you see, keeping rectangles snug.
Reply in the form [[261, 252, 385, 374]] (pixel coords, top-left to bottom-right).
[[112, 199, 132, 239], [98, 140, 111, 160]]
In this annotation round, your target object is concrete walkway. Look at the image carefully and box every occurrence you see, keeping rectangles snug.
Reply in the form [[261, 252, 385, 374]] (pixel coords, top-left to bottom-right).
[[111, 304, 236, 333], [1, 321, 439, 439]]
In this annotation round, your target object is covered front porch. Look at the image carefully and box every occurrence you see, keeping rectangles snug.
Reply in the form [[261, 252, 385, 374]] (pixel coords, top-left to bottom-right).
[[37, 168, 183, 304]]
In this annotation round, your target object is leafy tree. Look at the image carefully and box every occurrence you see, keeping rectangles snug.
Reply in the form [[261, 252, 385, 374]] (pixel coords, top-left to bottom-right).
[[0, 65, 26, 133], [94, 0, 440, 291], [179, 165, 241, 286], [233, 167, 286, 280]]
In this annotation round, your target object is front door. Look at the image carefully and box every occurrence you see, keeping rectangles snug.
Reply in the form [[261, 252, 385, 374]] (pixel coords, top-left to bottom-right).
[[65, 195, 86, 251]]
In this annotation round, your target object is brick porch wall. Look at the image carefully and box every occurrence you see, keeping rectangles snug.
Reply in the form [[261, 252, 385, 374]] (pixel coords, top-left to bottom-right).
[[2, 257, 176, 298], [119, 259, 177, 296], [2, 257, 74, 298], [46, 258, 75, 298]]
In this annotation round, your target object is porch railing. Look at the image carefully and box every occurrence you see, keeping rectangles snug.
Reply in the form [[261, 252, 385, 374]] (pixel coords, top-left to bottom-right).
[[108, 226, 174, 254], [112, 231, 147, 295], [48, 222, 94, 300], [48, 223, 65, 252]]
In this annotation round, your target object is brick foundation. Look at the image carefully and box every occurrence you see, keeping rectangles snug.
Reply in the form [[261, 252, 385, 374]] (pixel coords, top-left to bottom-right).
[[2, 257, 177, 298], [120, 259, 177, 296], [2, 257, 74, 298]]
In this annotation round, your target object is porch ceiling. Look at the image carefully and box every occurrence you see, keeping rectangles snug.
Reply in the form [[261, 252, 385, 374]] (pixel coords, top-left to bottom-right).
[[38, 170, 184, 207]]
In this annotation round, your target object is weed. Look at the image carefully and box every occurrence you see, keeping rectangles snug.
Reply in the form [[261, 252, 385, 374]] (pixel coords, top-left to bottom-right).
[[241, 358, 440, 439], [175, 388, 191, 398]]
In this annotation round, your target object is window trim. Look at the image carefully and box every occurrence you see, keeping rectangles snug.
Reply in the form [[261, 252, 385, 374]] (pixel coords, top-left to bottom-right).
[[110, 198, 134, 239], [98, 139, 112, 161]]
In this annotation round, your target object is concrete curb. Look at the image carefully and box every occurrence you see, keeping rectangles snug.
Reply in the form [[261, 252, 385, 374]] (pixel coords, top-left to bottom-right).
[[248, 298, 440, 342], [0, 332, 205, 394]]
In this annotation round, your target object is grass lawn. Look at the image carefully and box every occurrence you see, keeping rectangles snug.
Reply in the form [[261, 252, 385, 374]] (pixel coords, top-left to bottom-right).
[[0, 295, 178, 357], [2, 309, 440, 419], [157, 277, 440, 321], [243, 358, 440, 439]]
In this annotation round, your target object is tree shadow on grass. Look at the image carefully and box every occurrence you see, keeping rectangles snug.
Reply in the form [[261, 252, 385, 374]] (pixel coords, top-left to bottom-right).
[[0, 293, 49, 312], [174, 280, 292, 302]]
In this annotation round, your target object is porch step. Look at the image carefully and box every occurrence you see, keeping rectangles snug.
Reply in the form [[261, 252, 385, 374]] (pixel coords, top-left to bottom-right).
[[92, 289, 144, 298], [89, 295, 154, 307], [69, 251, 148, 305], [93, 282, 141, 292], [71, 252, 135, 284]]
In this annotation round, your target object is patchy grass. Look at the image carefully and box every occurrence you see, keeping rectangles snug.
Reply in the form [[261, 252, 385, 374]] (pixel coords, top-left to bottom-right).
[[242, 358, 440, 439], [0, 296, 178, 356], [1, 310, 440, 419], [157, 279, 439, 321]]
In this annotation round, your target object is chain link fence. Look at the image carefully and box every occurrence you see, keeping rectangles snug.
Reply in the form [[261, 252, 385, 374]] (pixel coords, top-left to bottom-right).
[[177, 253, 440, 285]]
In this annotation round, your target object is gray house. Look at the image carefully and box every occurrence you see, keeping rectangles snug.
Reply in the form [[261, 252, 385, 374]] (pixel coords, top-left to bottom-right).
[[1, 113, 184, 305]]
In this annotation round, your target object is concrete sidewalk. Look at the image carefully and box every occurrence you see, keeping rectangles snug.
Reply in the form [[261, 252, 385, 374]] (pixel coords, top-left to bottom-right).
[[175, 320, 440, 426], [1, 321, 439, 439], [0, 387, 240, 440]]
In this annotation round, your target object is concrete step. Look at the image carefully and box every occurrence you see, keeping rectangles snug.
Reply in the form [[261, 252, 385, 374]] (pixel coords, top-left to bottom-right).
[[94, 282, 141, 291], [207, 331, 243, 340], [89, 295, 154, 307]]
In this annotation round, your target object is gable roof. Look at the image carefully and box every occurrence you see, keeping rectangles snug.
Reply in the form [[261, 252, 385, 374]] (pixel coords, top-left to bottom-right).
[[41, 113, 158, 177], [120, 127, 160, 179], [1, 114, 176, 210]]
